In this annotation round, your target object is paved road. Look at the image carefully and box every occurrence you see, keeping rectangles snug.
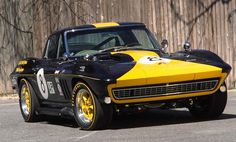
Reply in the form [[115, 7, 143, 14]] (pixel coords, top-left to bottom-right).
[[1, 91, 236, 142]]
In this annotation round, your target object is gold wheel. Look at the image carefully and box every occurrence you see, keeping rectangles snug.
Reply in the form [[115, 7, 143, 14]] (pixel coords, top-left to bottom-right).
[[73, 82, 113, 130], [76, 88, 95, 124], [20, 79, 31, 116]]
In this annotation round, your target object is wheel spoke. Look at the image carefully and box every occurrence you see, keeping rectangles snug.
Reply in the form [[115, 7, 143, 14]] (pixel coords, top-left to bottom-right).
[[82, 95, 88, 103], [88, 104, 94, 110], [87, 97, 92, 105]]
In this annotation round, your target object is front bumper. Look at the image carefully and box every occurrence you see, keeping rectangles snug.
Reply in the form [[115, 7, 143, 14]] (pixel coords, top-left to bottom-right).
[[107, 73, 227, 104]]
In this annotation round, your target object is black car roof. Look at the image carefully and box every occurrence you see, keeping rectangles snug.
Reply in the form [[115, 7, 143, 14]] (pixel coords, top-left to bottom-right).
[[52, 22, 146, 35]]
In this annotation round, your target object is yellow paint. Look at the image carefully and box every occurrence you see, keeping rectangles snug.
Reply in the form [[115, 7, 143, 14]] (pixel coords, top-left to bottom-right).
[[18, 60, 28, 65], [16, 67, 24, 73], [93, 22, 119, 28], [107, 50, 227, 104], [112, 50, 159, 61]]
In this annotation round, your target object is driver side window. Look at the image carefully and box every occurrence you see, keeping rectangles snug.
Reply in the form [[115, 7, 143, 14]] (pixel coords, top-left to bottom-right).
[[45, 34, 59, 59]]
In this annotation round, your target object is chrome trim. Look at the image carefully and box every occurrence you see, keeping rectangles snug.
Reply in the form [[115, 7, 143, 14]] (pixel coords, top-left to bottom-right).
[[78, 75, 100, 81], [16, 74, 101, 81], [112, 80, 218, 100]]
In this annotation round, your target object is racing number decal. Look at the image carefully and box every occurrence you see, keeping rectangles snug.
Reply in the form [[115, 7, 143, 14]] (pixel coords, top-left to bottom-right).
[[47, 81, 55, 94], [147, 56, 159, 61], [36, 68, 49, 99], [138, 56, 171, 64]]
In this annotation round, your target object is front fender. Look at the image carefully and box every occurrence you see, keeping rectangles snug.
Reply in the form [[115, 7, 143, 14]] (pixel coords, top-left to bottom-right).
[[189, 50, 224, 63], [177, 49, 231, 74]]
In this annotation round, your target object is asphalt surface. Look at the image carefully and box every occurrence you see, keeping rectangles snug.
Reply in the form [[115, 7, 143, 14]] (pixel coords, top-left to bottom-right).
[[1, 91, 236, 142]]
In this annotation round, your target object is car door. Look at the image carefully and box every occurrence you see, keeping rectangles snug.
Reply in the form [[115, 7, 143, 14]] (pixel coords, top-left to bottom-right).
[[36, 34, 67, 102]]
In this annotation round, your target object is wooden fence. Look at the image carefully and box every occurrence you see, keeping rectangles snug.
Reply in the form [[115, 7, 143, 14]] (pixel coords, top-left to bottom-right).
[[0, 0, 236, 94]]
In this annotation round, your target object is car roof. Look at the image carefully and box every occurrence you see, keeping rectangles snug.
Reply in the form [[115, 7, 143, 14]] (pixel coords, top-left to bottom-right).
[[52, 22, 146, 35]]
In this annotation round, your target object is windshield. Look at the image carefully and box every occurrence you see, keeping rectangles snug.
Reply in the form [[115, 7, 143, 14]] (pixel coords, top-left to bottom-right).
[[66, 27, 160, 56]]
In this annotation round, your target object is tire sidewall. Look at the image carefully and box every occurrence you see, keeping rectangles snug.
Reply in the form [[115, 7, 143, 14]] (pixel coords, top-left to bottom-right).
[[189, 83, 227, 119]]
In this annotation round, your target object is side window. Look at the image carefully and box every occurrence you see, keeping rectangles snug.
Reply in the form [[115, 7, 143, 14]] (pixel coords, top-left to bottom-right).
[[57, 35, 66, 58], [46, 34, 59, 59]]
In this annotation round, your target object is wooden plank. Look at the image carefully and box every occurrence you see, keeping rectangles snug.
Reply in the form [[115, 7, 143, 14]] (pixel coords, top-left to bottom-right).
[[151, 0, 157, 36], [155, 0, 162, 40], [176, 0, 181, 51], [179, 0, 184, 51], [160, 0, 165, 44], [163, 0, 168, 50], [213, 0, 218, 53], [232, 0, 236, 88], [167, 0, 173, 52]]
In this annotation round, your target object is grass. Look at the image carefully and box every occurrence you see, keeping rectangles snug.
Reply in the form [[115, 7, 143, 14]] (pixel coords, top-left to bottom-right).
[[0, 93, 18, 100]]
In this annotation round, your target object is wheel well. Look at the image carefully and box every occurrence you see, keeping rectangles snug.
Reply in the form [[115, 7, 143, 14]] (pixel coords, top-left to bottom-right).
[[71, 78, 88, 89], [17, 77, 30, 87], [16, 77, 29, 97], [71, 78, 100, 99], [17, 77, 23, 86]]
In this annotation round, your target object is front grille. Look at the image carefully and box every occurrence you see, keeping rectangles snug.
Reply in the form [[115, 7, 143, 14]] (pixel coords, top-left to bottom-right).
[[112, 79, 218, 99]]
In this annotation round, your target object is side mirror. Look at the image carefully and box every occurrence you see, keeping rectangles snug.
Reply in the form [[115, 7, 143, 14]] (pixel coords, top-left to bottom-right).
[[161, 39, 168, 53], [183, 41, 191, 52]]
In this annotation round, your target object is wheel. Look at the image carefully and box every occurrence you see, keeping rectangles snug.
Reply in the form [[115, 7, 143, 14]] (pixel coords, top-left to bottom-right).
[[19, 78, 39, 122], [72, 82, 113, 130], [189, 83, 227, 119]]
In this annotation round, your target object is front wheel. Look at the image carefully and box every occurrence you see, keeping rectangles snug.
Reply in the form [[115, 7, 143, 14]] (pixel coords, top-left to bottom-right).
[[189, 83, 227, 119], [72, 82, 113, 130]]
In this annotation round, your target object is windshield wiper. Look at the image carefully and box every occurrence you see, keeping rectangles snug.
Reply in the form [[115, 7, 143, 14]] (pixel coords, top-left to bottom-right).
[[98, 43, 142, 53], [98, 46, 124, 53], [98, 43, 162, 53]]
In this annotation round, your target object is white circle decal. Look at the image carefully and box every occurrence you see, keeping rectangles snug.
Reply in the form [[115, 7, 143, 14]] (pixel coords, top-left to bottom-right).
[[36, 68, 48, 99], [138, 56, 171, 64]]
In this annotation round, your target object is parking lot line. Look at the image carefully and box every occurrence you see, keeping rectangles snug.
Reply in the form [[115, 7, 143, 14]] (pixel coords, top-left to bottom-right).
[[74, 131, 98, 141]]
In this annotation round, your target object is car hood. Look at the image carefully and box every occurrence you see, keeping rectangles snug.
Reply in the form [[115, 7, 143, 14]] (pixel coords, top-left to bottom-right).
[[108, 50, 223, 87]]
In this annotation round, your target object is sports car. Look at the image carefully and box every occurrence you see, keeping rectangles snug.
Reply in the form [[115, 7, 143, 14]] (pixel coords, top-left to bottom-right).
[[10, 22, 231, 130]]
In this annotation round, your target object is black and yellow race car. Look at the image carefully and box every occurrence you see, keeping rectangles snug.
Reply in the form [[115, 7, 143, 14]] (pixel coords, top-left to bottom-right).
[[10, 22, 231, 130]]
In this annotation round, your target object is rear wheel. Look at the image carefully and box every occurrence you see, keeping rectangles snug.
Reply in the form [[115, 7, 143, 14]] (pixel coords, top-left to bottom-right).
[[19, 79, 39, 122], [72, 82, 113, 130], [189, 83, 227, 119]]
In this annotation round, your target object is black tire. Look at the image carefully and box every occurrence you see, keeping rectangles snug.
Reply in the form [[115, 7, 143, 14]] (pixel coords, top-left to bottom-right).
[[19, 78, 39, 122], [189, 83, 227, 119], [72, 82, 113, 130]]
